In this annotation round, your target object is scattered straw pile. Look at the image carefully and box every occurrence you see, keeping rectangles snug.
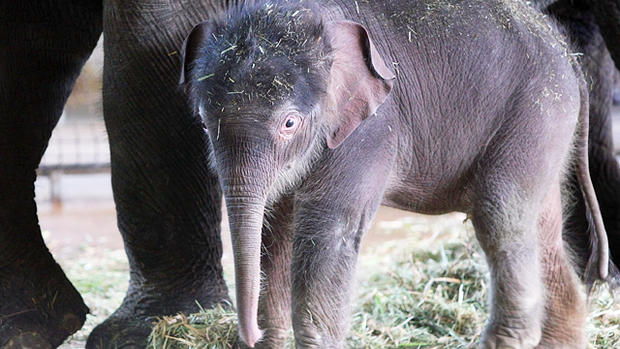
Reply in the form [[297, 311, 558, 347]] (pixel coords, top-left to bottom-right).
[[146, 225, 489, 348], [588, 288, 620, 348], [148, 303, 238, 349], [147, 218, 620, 348], [347, 238, 488, 348]]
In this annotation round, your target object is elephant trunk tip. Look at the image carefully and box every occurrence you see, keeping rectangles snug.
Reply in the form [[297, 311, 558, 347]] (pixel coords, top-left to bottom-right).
[[239, 317, 262, 348]]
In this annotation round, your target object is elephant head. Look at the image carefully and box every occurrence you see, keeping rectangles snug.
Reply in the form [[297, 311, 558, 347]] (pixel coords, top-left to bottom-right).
[[180, 2, 394, 346]]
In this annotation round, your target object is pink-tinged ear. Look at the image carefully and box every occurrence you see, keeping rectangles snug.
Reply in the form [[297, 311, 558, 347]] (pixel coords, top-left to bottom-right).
[[325, 21, 395, 149], [179, 20, 215, 85]]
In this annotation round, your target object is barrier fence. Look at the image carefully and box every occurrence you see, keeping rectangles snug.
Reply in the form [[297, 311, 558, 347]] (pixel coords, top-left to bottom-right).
[[38, 115, 110, 205], [37, 108, 620, 205]]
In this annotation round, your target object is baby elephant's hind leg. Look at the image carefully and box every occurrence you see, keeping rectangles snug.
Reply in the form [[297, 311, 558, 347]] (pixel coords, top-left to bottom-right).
[[537, 182, 586, 349], [472, 191, 544, 349]]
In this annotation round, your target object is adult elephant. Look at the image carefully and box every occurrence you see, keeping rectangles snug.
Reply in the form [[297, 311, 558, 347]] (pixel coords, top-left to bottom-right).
[[0, 1, 230, 348], [0, 0, 619, 348]]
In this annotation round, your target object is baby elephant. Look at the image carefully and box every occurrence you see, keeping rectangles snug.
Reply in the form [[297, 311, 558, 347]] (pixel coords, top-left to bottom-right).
[[180, 0, 609, 348]]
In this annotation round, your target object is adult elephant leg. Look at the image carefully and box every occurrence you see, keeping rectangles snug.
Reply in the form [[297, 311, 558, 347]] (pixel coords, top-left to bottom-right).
[[0, 1, 101, 347], [86, 1, 229, 347]]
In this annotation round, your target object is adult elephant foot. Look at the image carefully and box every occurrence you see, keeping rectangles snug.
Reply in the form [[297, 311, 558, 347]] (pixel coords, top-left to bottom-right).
[[86, 280, 229, 348], [0, 245, 88, 348], [86, 316, 152, 348]]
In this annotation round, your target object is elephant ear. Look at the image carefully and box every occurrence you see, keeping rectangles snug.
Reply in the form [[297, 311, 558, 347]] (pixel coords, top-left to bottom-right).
[[324, 21, 395, 149], [179, 20, 215, 85]]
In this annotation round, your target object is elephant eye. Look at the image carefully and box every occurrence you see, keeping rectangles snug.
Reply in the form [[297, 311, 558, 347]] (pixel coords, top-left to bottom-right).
[[279, 113, 302, 139]]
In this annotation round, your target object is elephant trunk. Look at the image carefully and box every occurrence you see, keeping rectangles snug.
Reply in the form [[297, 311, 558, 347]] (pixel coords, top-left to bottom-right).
[[225, 190, 266, 348]]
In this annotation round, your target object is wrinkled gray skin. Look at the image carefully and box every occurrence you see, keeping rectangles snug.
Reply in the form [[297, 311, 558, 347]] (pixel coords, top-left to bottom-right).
[[182, 0, 607, 348]]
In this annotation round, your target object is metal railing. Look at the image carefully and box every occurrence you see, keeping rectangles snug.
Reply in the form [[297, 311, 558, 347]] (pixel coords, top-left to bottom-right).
[[38, 115, 110, 205]]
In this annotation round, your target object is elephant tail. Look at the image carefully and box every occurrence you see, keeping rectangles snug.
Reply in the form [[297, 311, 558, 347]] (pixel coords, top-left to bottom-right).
[[572, 63, 617, 290]]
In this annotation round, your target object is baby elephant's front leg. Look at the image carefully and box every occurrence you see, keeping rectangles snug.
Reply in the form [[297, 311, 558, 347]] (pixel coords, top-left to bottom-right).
[[255, 198, 294, 349], [290, 208, 365, 349]]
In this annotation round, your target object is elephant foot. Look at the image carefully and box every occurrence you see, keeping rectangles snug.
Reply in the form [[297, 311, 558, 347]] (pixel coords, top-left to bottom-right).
[[85, 315, 153, 349], [536, 338, 585, 349], [86, 280, 229, 348], [480, 323, 541, 349], [0, 250, 89, 348], [252, 327, 290, 349], [535, 307, 586, 349], [1, 313, 86, 349], [4, 332, 53, 349]]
